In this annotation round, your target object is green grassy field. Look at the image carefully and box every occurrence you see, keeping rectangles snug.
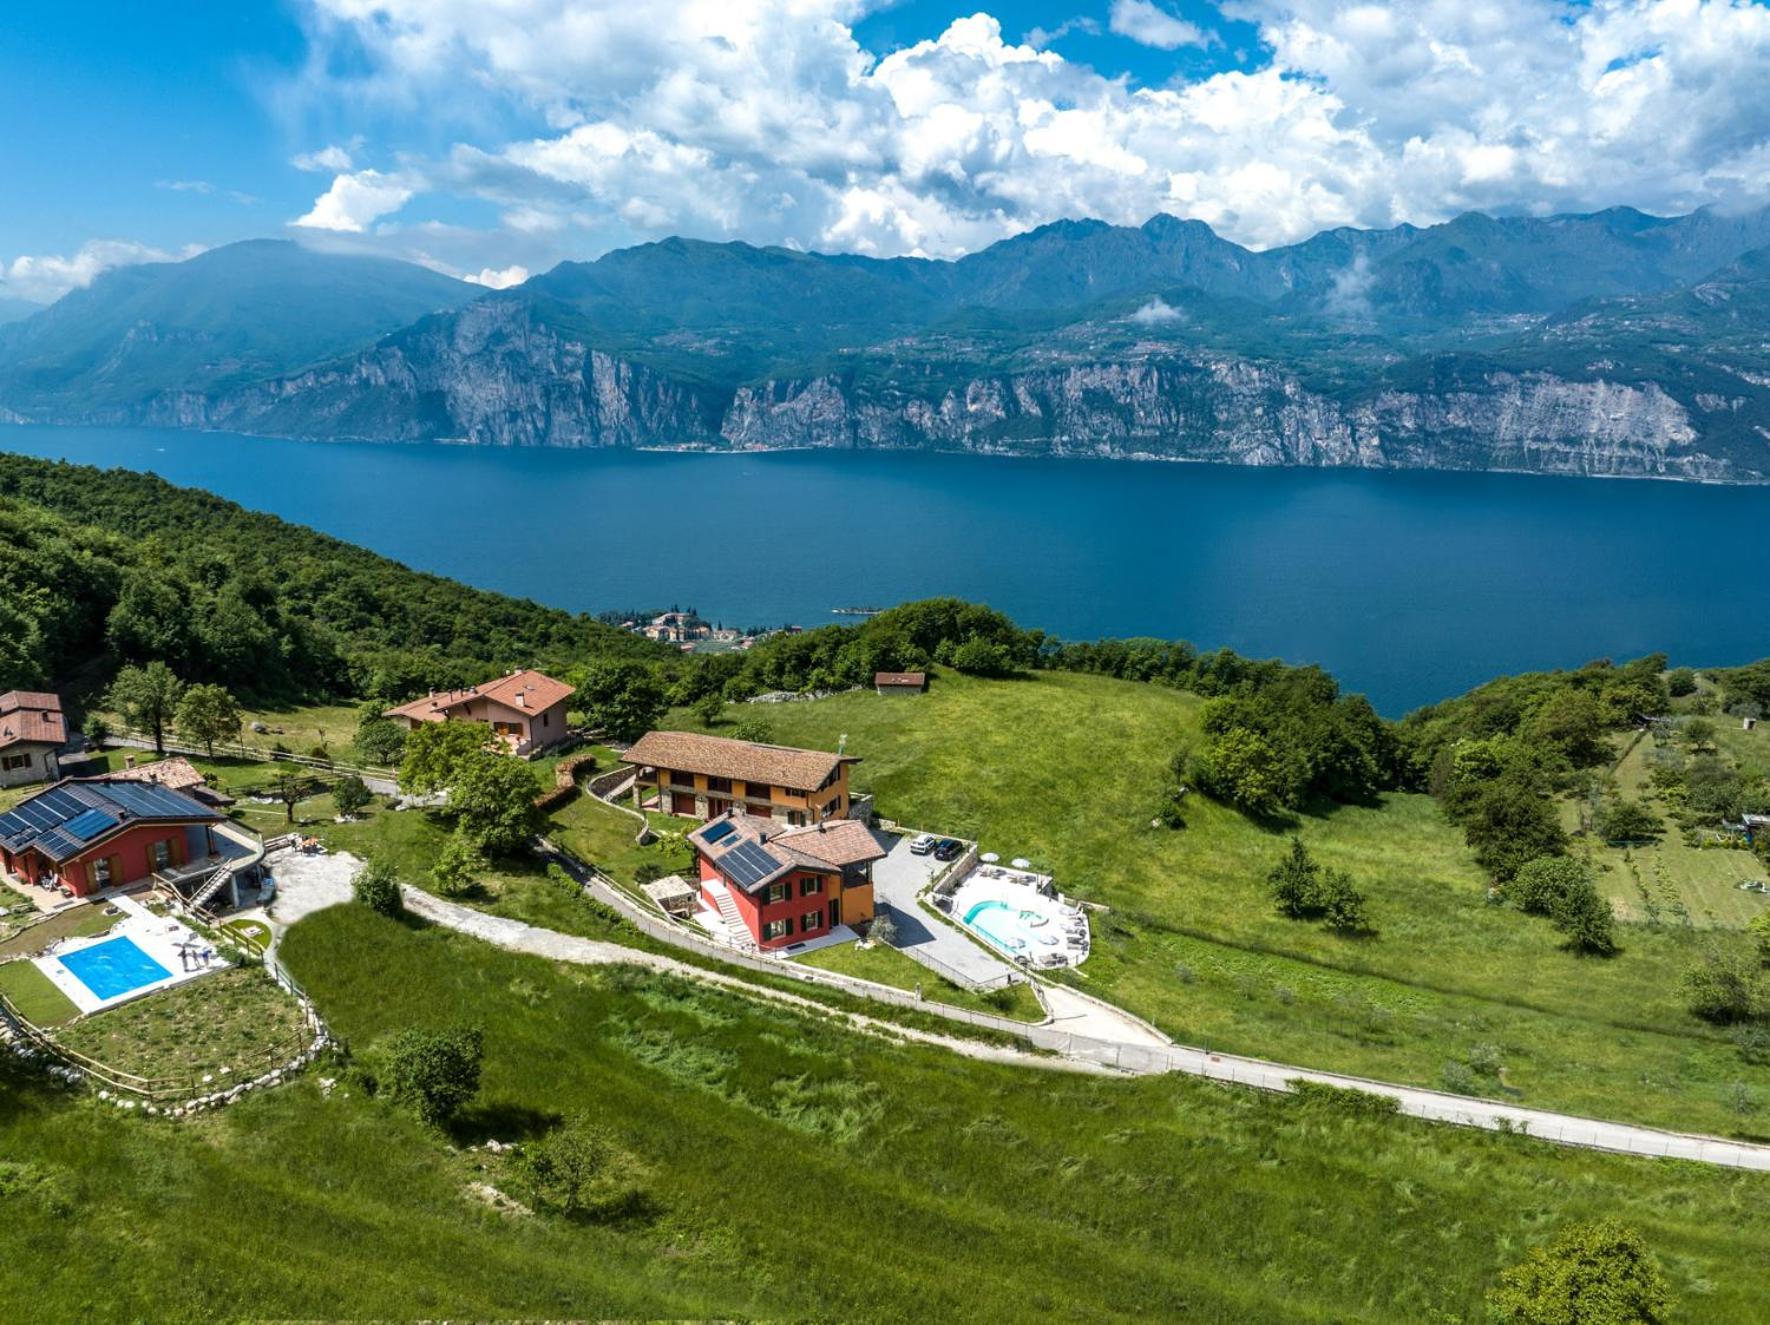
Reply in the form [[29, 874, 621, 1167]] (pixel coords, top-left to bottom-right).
[[684, 670, 1770, 1137], [53, 967, 308, 1084], [5, 902, 1766, 1323], [0, 959, 80, 1026], [1585, 732, 1770, 928]]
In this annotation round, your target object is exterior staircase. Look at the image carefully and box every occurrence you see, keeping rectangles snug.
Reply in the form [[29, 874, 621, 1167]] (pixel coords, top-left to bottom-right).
[[703, 879, 757, 954], [188, 863, 234, 912]]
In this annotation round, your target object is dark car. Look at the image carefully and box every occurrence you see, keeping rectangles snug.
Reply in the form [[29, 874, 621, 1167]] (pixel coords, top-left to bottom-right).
[[933, 839, 963, 861]]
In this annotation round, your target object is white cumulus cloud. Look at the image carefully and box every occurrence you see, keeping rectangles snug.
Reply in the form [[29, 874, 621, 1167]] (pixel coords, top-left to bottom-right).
[[1, 239, 201, 305], [1128, 296, 1185, 325], [282, 0, 1770, 264], [293, 169, 418, 232], [1109, 0, 1214, 50], [466, 264, 531, 288], [292, 144, 355, 172]]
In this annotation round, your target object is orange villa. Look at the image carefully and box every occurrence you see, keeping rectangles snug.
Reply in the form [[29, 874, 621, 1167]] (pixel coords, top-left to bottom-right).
[[385, 668, 574, 755], [622, 730, 856, 825]]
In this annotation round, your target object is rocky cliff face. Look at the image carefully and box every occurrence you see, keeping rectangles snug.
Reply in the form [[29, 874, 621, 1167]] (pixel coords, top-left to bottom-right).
[[74, 308, 1758, 481]]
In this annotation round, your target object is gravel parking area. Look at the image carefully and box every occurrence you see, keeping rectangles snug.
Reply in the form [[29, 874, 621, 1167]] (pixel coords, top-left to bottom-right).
[[265, 849, 363, 928]]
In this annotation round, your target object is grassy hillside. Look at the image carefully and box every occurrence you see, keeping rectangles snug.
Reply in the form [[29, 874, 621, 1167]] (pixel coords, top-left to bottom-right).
[[686, 669, 1770, 1136], [4, 903, 1766, 1322]]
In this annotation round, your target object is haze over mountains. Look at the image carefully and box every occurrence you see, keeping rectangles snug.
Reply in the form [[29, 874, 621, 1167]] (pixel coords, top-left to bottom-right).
[[3, 204, 1769, 481]]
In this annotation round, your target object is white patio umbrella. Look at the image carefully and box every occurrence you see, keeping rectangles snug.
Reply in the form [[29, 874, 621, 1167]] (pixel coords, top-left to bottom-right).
[[980, 852, 1000, 863], [1011, 857, 1032, 870]]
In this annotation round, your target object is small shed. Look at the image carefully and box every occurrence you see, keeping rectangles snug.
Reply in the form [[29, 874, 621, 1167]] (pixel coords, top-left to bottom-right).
[[874, 671, 928, 696], [643, 875, 699, 918]]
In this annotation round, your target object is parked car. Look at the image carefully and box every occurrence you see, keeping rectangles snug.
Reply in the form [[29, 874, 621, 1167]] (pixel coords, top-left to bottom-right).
[[908, 833, 937, 855], [934, 839, 963, 862]]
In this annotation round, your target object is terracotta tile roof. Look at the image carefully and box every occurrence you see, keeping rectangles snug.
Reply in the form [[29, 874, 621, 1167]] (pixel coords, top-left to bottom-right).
[[0, 690, 67, 750], [874, 671, 926, 688], [623, 730, 855, 791], [688, 810, 883, 891], [386, 669, 574, 723], [771, 819, 888, 868], [104, 756, 206, 792]]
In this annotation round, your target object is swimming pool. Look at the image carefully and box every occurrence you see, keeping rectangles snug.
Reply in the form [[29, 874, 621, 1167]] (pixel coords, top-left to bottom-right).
[[951, 867, 1090, 968], [57, 936, 173, 1002]]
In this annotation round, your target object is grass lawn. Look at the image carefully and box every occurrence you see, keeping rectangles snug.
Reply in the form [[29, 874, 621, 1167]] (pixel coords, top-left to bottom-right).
[[0, 904, 117, 961], [680, 669, 1770, 1138], [1584, 732, 1770, 928], [54, 966, 307, 1084], [794, 939, 1045, 1021], [0, 959, 80, 1026], [547, 793, 700, 885], [5, 901, 1758, 1323]]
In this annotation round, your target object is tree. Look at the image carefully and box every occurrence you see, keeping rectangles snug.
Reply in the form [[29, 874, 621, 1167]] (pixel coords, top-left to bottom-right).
[[1525, 689, 1609, 768], [692, 691, 725, 727], [1748, 911, 1770, 967], [946, 634, 1015, 677], [1488, 1219, 1672, 1325], [1267, 839, 1370, 932], [352, 857, 404, 918], [1681, 945, 1764, 1024], [1594, 798, 1662, 844], [1550, 881, 1618, 956], [1509, 856, 1592, 917], [380, 1026, 484, 1129], [1268, 838, 1322, 919], [1461, 775, 1568, 882], [106, 661, 185, 754], [521, 1115, 648, 1219], [431, 830, 486, 898], [449, 753, 542, 856], [1682, 716, 1717, 751], [354, 716, 407, 768], [730, 714, 775, 745], [399, 720, 492, 793], [332, 774, 371, 819], [1193, 726, 1289, 819], [104, 570, 194, 670], [576, 660, 668, 743], [270, 770, 311, 825], [173, 682, 241, 758], [1665, 667, 1698, 698]]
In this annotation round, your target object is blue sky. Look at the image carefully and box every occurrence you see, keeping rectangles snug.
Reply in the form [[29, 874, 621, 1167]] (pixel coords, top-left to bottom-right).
[[4, 1, 1769, 303]]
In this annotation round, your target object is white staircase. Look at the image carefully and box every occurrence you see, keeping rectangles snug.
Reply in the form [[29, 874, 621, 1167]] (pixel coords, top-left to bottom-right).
[[188, 864, 234, 912], [703, 880, 757, 953]]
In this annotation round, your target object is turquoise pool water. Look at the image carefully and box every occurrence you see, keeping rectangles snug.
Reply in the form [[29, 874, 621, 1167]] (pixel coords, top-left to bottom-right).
[[962, 900, 1054, 955], [58, 936, 171, 1002]]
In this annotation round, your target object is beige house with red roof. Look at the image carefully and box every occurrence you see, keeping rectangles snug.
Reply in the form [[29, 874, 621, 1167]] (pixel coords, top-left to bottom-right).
[[0, 691, 67, 789], [622, 730, 856, 824], [385, 669, 575, 755]]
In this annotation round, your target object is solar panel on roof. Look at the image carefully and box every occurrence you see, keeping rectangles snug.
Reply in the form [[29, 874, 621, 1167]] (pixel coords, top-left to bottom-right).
[[721, 839, 782, 891], [61, 808, 120, 843], [701, 820, 736, 844]]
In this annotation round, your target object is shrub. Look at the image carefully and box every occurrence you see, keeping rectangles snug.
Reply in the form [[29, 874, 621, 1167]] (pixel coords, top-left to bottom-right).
[[1681, 945, 1763, 1024], [1666, 667, 1698, 698], [431, 831, 486, 899], [352, 858, 404, 918], [692, 692, 725, 726], [1509, 857, 1588, 917], [730, 715, 775, 745], [379, 1025, 484, 1129], [1595, 798, 1662, 844], [1487, 1219, 1672, 1325], [450, 754, 543, 856], [332, 774, 371, 819], [1287, 1080, 1400, 1118], [520, 1116, 649, 1220], [1267, 839, 1370, 933]]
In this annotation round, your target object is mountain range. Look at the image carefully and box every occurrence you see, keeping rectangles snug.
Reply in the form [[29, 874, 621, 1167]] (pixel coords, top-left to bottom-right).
[[3, 205, 1770, 481]]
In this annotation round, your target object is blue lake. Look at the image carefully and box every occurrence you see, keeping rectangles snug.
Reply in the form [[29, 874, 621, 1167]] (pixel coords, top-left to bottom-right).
[[4, 423, 1769, 714]]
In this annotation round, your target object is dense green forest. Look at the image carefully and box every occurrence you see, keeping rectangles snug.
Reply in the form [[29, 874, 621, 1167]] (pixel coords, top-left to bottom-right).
[[0, 454, 665, 703]]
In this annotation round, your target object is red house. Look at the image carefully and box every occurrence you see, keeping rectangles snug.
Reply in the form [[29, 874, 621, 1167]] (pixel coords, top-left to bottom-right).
[[0, 779, 225, 899], [688, 811, 885, 951]]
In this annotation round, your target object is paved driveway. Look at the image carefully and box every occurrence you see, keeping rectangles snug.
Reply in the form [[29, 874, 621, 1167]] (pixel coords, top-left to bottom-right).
[[870, 832, 1014, 988]]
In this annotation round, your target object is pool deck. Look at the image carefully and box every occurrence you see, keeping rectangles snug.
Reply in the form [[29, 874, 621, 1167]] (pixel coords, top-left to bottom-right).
[[31, 895, 222, 1016]]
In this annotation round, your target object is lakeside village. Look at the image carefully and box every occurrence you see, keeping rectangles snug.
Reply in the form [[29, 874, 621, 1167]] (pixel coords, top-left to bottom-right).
[[605, 604, 886, 653], [0, 670, 1086, 1112]]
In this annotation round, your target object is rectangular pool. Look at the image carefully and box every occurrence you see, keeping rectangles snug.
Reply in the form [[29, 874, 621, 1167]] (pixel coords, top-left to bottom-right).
[[57, 936, 173, 1002]]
